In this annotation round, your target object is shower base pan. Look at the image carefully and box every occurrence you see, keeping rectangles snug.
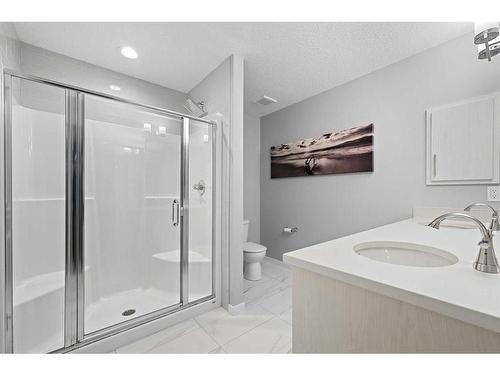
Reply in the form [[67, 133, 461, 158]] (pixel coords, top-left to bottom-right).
[[12, 249, 213, 353]]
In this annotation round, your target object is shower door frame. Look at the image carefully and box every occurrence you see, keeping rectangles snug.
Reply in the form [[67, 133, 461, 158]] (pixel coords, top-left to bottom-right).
[[2, 70, 217, 353]]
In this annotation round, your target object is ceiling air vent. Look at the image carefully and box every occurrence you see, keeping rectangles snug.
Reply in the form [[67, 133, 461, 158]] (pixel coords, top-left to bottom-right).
[[256, 95, 278, 106]]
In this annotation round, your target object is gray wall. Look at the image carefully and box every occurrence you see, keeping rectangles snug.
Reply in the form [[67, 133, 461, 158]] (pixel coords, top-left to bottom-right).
[[261, 33, 500, 261], [244, 113, 261, 242], [19, 42, 187, 112]]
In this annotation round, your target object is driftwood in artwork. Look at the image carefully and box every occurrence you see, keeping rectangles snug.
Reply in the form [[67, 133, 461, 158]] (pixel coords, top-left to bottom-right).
[[270, 123, 374, 178]]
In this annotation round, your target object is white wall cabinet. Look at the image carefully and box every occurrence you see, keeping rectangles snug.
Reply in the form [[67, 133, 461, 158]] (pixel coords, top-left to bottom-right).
[[426, 93, 500, 185]]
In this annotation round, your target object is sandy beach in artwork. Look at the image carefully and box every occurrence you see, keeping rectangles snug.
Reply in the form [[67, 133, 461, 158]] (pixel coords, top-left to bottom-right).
[[270, 123, 374, 178]]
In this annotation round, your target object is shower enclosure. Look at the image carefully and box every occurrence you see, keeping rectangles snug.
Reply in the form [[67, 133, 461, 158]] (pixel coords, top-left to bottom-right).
[[1, 72, 216, 353]]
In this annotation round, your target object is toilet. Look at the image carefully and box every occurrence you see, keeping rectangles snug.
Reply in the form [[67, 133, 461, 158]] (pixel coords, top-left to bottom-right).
[[243, 220, 267, 281]]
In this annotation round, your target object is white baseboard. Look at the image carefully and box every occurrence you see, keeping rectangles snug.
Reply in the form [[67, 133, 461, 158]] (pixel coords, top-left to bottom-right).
[[264, 255, 289, 267], [227, 301, 246, 315]]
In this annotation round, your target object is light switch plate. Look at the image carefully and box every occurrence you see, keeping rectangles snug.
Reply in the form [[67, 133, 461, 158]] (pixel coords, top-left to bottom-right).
[[487, 186, 500, 201]]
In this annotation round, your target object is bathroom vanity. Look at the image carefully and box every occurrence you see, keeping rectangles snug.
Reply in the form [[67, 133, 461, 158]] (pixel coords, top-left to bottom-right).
[[284, 208, 500, 353]]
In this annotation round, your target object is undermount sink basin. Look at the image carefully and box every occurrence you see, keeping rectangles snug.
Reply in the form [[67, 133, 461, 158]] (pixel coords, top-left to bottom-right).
[[354, 241, 459, 267]]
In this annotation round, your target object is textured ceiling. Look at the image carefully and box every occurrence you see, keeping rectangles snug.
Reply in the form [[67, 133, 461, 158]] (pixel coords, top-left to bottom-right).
[[13, 22, 472, 117]]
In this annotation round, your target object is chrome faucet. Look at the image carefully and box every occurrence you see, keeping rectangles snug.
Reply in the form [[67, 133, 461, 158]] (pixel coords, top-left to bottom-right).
[[464, 203, 500, 234], [428, 212, 500, 274]]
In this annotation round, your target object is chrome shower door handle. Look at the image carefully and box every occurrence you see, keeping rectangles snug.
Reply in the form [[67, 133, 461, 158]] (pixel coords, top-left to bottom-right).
[[172, 199, 180, 226]]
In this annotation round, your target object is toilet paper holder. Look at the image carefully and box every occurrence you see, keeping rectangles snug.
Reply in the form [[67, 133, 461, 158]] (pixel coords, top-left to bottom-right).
[[283, 226, 298, 233]]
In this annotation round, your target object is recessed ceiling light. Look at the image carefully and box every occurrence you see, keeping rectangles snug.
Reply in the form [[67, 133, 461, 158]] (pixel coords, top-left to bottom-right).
[[121, 46, 138, 59], [109, 85, 121, 91]]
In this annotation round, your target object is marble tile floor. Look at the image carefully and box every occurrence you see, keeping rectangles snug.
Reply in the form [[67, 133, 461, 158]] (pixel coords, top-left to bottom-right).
[[115, 257, 292, 354]]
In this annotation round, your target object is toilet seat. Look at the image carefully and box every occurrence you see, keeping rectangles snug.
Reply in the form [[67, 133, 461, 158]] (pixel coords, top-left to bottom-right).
[[243, 242, 266, 253]]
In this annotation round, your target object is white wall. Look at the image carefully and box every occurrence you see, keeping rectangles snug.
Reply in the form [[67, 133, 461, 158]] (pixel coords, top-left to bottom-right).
[[260, 33, 500, 261], [244, 113, 261, 242], [19, 42, 187, 112], [228, 56, 245, 307]]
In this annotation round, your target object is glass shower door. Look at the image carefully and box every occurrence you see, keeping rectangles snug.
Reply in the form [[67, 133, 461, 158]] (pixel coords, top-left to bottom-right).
[[83, 94, 182, 334]]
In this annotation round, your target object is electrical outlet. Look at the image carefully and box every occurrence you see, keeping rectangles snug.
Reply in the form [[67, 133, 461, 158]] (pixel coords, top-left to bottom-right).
[[487, 186, 500, 202]]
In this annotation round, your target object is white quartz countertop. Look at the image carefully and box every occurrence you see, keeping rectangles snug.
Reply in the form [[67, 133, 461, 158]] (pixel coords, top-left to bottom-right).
[[283, 218, 500, 333]]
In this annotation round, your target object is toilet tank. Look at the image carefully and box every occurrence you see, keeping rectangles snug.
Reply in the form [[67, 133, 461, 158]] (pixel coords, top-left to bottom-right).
[[243, 220, 250, 242]]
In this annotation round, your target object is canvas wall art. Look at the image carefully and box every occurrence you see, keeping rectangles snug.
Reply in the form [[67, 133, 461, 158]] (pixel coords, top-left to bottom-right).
[[270, 123, 374, 178]]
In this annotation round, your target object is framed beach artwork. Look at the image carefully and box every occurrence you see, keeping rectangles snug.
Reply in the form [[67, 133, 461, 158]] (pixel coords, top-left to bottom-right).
[[270, 123, 374, 178]]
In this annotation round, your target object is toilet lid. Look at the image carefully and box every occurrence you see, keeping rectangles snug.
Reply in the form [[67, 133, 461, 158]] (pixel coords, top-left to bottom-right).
[[243, 242, 267, 253]]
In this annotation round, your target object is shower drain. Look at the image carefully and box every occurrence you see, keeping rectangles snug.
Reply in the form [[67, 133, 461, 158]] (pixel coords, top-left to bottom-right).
[[122, 309, 136, 317]]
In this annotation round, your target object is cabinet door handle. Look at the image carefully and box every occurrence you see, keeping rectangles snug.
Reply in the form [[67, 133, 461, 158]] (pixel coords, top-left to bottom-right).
[[433, 154, 437, 177]]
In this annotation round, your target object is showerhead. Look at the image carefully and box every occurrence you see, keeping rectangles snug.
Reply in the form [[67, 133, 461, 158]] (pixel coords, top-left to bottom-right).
[[184, 98, 208, 118]]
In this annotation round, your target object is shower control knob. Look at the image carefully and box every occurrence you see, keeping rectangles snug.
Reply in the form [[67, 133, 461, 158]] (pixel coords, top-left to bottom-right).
[[193, 180, 206, 196]]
